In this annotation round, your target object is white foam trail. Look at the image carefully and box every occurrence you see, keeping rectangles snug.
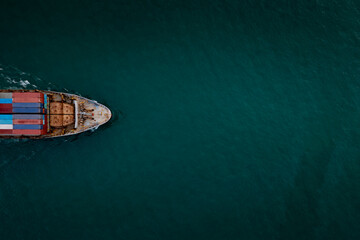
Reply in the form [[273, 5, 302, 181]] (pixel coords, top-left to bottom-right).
[[19, 80, 30, 87]]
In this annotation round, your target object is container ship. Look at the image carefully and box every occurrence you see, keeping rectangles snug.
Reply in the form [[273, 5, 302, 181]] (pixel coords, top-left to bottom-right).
[[0, 90, 111, 139]]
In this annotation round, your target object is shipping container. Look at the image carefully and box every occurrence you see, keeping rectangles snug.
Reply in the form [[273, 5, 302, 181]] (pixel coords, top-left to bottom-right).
[[12, 92, 43, 98], [44, 94, 48, 109], [13, 124, 43, 130], [0, 130, 13, 134], [0, 98, 12, 103], [12, 108, 43, 113], [0, 104, 12, 109], [0, 115, 12, 120], [0, 93, 12, 99], [0, 119, 13, 124], [12, 129, 42, 135], [13, 114, 43, 119], [0, 108, 13, 113], [0, 124, 13, 129], [12, 103, 44, 108], [42, 114, 48, 134], [13, 119, 43, 125], [12, 98, 43, 103]]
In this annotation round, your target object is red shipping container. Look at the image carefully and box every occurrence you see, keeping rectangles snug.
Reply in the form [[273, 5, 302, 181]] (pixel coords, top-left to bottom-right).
[[42, 114, 48, 134], [12, 129, 42, 135], [13, 119, 43, 125], [12, 98, 43, 103], [0, 108, 12, 113], [0, 130, 13, 134], [0, 104, 12, 109], [12, 92, 43, 98]]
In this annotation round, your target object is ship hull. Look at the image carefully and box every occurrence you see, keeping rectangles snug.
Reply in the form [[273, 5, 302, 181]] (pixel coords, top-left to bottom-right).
[[0, 90, 112, 139]]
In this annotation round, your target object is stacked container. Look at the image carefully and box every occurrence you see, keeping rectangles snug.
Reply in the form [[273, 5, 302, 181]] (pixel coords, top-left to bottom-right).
[[0, 92, 47, 136]]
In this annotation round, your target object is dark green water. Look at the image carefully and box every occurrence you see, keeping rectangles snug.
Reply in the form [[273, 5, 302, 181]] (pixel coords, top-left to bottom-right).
[[0, 1, 359, 239]]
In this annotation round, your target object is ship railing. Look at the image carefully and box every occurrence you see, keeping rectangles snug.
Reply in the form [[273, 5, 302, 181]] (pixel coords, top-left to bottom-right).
[[74, 100, 79, 129]]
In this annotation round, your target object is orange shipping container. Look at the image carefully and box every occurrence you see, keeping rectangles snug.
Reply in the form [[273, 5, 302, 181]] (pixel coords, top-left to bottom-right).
[[12, 98, 43, 103], [12, 92, 43, 98], [13, 119, 43, 125], [12, 129, 42, 135]]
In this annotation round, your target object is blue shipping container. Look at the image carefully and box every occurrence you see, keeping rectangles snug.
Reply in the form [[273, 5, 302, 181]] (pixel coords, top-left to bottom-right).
[[44, 94, 47, 109], [0, 114, 13, 120], [0, 119, 13, 124], [12, 103, 44, 108], [0, 99, 12, 104], [13, 124, 43, 130], [12, 108, 42, 113]]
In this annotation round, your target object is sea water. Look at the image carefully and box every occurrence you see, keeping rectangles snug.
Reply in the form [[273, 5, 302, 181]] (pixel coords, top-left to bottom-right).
[[0, 1, 359, 239]]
